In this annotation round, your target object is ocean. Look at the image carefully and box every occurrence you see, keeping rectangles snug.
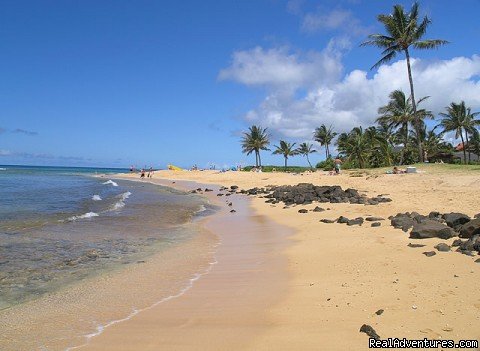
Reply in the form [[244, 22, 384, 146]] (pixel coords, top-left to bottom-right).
[[0, 165, 215, 311]]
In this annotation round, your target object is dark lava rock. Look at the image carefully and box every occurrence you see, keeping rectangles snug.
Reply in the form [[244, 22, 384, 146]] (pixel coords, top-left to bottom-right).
[[197, 188, 203, 191], [359, 324, 380, 339], [391, 214, 415, 232], [475, 258, 480, 263], [337, 216, 349, 224], [410, 220, 456, 240], [225, 193, 232, 197], [205, 188, 213, 192], [298, 209, 308, 214], [408, 243, 426, 248], [451, 239, 464, 247], [423, 251, 436, 257], [230, 209, 236, 213], [434, 243, 451, 252], [442, 212, 471, 229], [320, 219, 336, 223], [190, 190, 197, 194], [228, 202, 232, 206], [475, 213, 480, 219], [375, 309, 384, 316], [230, 185, 238, 190], [366, 217, 385, 222], [347, 217, 364, 226], [459, 218, 480, 239], [428, 211, 442, 219], [216, 193, 224, 196], [458, 234, 480, 253], [312, 206, 325, 212], [371, 222, 381, 227]]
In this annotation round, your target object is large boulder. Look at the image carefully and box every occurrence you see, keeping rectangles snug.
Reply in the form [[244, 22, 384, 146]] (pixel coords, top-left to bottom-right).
[[458, 234, 480, 253], [409, 220, 456, 240], [459, 218, 480, 239], [442, 212, 471, 229]]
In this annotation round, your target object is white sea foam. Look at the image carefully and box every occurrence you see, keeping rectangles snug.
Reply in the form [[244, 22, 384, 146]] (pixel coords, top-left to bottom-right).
[[0, 168, 6, 171], [102, 180, 118, 187], [64, 252, 219, 351], [92, 195, 102, 201], [195, 205, 207, 214], [111, 191, 131, 210], [67, 212, 99, 221]]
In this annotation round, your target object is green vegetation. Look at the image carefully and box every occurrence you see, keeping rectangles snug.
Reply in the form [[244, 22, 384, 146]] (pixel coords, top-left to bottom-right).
[[272, 140, 297, 170], [241, 125, 270, 167]]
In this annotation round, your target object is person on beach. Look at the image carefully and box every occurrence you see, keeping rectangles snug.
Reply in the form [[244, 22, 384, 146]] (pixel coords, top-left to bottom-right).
[[149, 167, 154, 178], [140, 169, 145, 178], [334, 158, 342, 174], [393, 166, 406, 174]]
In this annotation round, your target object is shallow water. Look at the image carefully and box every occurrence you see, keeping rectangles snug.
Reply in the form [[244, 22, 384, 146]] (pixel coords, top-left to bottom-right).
[[0, 166, 215, 310]]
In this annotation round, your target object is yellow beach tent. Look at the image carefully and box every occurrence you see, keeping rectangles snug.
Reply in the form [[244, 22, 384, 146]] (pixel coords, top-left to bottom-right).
[[167, 164, 183, 171]]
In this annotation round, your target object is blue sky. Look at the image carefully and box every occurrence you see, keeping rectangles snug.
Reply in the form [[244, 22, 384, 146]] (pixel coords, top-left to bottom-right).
[[1, 0, 479, 168]]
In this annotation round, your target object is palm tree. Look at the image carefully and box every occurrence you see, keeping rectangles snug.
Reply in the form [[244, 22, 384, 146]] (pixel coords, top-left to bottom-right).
[[241, 125, 270, 167], [314, 124, 338, 159], [272, 140, 297, 170], [296, 142, 316, 170], [336, 127, 371, 169], [438, 102, 470, 164], [463, 108, 480, 162], [377, 90, 432, 164], [361, 2, 448, 161]]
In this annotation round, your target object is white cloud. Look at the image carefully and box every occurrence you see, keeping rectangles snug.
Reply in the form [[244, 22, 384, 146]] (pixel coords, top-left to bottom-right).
[[300, 8, 370, 36], [0, 149, 11, 156], [218, 45, 344, 91], [220, 46, 480, 139]]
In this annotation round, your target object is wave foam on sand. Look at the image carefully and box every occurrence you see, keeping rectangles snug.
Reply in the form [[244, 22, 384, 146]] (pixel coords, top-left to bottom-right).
[[102, 180, 118, 187]]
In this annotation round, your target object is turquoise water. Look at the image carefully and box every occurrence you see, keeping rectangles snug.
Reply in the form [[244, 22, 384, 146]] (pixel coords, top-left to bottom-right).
[[0, 165, 214, 309]]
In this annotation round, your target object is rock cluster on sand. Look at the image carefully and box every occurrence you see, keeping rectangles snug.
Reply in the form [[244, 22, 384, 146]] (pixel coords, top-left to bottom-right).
[[239, 183, 392, 206], [389, 211, 480, 257]]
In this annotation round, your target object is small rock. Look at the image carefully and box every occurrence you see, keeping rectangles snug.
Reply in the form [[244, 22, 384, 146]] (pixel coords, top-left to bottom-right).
[[228, 202, 232, 206], [366, 217, 385, 222], [320, 219, 336, 223], [423, 251, 436, 257], [312, 206, 325, 212], [298, 209, 308, 214], [408, 243, 426, 248], [217, 193, 224, 196], [230, 209, 236, 213], [371, 222, 381, 227], [451, 239, 464, 247], [434, 243, 451, 252], [412, 305, 417, 310], [375, 309, 384, 315], [337, 216, 349, 224], [359, 324, 380, 339], [347, 217, 364, 226]]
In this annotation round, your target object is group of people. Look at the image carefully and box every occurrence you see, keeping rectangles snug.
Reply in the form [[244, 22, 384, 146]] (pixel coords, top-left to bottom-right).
[[129, 166, 155, 178]]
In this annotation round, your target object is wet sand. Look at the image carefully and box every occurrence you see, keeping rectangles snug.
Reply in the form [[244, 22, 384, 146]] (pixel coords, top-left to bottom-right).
[[82, 178, 291, 350]]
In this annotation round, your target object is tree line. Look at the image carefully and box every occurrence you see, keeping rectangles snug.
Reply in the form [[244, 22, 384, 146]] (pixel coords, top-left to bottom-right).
[[241, 2, 480, 170]]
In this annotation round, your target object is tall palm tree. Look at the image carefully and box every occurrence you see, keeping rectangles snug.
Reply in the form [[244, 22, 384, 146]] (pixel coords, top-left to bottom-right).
[[314, 124, 337, 159], [463, 108, 480, 162], [336, 127, 370, 169], [272, 140, 297, 170], [241, 125, 270, 167], [438, 102, 470, 164], [361, 2, 448, 161], [377, 90, 432, 164], [296, 142, 316, 170]]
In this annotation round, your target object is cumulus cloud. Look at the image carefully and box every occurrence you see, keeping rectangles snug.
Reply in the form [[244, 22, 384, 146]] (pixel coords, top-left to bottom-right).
[[218, 44, 344, 91], [12, 128, 38, 136], [0, 149, 11, 156], [220, 46, 480, 139]]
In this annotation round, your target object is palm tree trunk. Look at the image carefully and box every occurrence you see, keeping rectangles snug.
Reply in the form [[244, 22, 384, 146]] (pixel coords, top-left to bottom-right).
[[405, 48, 423, 162], [284, 157, 287, 170], [460, 133, 467, 164], [465, 129, 471, 163], [258, 151, 262, 167], [326, 143, 330, 158], [306, 155, 313, 170], [255, 151, 259, 167]]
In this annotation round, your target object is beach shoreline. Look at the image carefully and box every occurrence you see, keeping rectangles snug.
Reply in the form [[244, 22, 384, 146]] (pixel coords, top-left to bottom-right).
[[99, 167, 479, 350]]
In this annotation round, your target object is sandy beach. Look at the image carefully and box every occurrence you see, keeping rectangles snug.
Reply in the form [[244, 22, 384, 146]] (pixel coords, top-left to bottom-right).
[[79, 164, 479, 350]]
